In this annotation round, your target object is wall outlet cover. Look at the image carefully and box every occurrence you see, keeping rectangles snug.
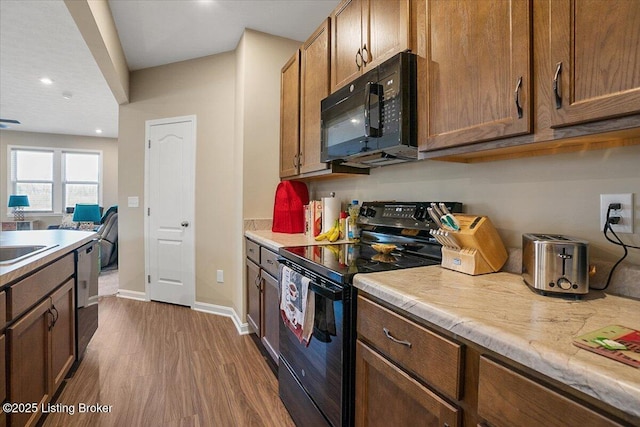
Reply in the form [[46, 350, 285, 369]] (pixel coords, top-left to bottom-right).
[[600, 193, 634, 234]]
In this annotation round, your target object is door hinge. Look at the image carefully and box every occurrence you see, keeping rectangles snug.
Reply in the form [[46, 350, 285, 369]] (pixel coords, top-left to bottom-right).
[[147, 207, 150, 216], [147, 275, 151, 284], [148, 139, 151, 148]]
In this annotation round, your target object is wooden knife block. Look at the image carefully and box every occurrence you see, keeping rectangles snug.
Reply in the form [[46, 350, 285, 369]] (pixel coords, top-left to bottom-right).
[[440, 215, 507, 276]]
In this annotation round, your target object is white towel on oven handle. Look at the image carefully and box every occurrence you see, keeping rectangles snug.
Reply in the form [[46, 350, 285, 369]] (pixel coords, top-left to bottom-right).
[[280, 265, 315, 345]]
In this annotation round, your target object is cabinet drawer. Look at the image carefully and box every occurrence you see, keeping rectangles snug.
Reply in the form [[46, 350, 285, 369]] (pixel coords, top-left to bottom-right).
[[260, 247, 279, 278], [8, 253, 74, 320], [246, 239, 260, 264], [478, 356, 623, 427], [357, 295, 462, 400]]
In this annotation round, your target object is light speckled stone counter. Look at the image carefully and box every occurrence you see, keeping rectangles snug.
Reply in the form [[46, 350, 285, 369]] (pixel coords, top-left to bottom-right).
[[1, 230, 97, 285], [354, 266, 640, 419], [244, 230, 350, 253]]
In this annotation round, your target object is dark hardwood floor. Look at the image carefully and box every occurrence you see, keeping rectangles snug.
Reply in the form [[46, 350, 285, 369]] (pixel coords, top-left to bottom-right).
[[42, 296, 294, 427]]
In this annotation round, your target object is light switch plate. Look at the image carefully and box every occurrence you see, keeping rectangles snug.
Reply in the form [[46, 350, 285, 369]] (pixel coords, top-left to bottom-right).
[[128, 196, 139, 208]]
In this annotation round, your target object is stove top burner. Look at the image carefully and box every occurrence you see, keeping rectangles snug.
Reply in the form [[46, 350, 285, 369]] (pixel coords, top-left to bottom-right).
[[280, 242, 440, 285]]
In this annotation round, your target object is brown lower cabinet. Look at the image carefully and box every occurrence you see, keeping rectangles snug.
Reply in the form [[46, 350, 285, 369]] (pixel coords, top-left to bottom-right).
[[356, 292, 635, 427], [8, 279, 75, 427], [245, 238, 280, 365], [355, 340, 459, 427], [478, 356, 623, 427]]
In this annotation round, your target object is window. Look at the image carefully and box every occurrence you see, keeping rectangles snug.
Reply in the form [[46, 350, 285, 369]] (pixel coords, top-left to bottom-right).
[[11, 149, 54, 211], [8, 146, 102, 214], [64, 152, 100, 208]]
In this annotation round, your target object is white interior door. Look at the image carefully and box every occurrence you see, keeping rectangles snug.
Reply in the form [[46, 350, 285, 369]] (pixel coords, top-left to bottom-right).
[[145, 116, 196, 306]]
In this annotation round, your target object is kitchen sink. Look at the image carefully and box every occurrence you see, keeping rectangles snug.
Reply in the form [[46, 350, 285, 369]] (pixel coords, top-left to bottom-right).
[[0, 245, 57, 265]]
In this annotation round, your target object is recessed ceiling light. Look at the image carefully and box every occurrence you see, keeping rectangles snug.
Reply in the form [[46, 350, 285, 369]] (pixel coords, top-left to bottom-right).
[[62, 91, 73, 99], [95, 129, 103, 134], [40, 77, 53, 85]]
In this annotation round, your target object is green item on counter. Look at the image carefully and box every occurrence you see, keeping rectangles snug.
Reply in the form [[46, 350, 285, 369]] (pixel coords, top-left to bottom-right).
[[592, 337, 628, 350]]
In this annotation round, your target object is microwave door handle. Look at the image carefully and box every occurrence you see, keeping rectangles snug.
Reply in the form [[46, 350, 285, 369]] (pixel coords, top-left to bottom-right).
[[364, 81, 372, 138]]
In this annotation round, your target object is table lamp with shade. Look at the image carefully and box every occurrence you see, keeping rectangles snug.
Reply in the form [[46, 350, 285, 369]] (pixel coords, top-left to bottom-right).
[[8, 195, 29, 221], [72, 204, 101, 230]]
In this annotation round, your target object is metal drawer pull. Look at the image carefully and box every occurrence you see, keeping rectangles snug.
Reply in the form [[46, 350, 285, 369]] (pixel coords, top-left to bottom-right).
[[267, 259, 274, 265], [383, 327, 412, 348]]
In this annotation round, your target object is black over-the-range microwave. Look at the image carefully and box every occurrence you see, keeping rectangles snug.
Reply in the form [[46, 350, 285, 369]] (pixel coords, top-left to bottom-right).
[[320, 51, 417, 168]]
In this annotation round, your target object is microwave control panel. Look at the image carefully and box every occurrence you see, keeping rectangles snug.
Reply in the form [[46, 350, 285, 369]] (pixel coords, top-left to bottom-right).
[[379, 70, 400, 135]]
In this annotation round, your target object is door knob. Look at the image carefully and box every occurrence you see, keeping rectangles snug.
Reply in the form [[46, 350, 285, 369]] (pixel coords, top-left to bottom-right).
[[181, 221, 189, 227]]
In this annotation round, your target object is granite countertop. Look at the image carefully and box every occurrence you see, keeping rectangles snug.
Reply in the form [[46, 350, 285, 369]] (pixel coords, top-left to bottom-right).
[[1, 230, 97, 285], [354, 266, 640, 419]]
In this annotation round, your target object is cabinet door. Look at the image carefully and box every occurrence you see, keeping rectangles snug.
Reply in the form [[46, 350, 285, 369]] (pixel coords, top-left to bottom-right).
[[331, 0, 364, 91], [280, 51, 301, 178], [362, 0, 410, 69], [420, 0, 532, 151], [50, 279, 75, 393], [549, 0, 640, 127], [246, 259, 262, 335], [478, 356, 622, 427], [300, 19, 331, 174], [261, 272, 280, 364], [8, 299, 51, 427], [355, 340, 459, 427]]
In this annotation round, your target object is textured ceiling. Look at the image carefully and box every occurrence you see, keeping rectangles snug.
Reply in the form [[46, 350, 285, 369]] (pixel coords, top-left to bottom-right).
[[0, 0, 339, 139], [0, 0, 119, 138]]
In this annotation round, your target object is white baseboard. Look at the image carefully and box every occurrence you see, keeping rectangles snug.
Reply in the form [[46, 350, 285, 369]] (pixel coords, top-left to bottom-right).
[[116, 289, 148, 301], [192, 301, 250, 335]]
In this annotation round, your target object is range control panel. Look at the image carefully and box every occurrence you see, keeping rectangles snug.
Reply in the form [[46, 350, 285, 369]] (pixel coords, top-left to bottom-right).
[[357, 201, 463, 230]]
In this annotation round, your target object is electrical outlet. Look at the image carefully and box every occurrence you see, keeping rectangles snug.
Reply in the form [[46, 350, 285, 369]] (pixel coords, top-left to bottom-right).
[[600, 193, 634, 234], [216, 270, 224, 283]]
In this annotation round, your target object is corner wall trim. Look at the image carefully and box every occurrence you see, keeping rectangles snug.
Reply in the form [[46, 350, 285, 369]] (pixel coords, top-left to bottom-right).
[[116, 290, 148, 301], [192, 301, 250, 335]]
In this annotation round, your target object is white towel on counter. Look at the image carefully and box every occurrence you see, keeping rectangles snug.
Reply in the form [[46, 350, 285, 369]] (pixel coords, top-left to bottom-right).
[[280, 265, 315, 345]]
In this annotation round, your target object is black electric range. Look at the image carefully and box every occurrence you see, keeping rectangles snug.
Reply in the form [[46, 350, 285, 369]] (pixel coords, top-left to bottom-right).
[[277, 201, 462, 427]]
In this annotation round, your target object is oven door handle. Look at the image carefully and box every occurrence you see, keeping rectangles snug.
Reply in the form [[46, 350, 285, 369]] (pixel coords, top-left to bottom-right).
[[309, 282, 343, 301]]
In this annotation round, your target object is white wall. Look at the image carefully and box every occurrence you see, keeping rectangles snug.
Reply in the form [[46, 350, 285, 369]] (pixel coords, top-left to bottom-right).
[[0, 130, 118, 228], [118, 30, 299, 319]]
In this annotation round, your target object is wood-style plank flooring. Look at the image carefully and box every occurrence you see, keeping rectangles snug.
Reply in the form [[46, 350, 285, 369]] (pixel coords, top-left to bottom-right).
[[42, 296, 294, 427]]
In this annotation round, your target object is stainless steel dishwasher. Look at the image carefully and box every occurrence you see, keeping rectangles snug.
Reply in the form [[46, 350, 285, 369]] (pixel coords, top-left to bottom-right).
[[75, 240, 99, 361]]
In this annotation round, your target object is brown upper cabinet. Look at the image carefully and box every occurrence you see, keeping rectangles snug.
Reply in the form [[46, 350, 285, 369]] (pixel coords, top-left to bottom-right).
[[548, 0, 640, 127], [279, 51, 300, 178], [300, 19, 331, 174], [418, 0, 532, 152], [331, 0, 412, 91]]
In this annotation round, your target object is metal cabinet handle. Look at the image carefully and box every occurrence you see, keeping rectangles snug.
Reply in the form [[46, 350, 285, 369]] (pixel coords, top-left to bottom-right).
[[293, 153, 298, 168], [362, 44, 369, 65], [51, 305, 59, 324], [514, 76, 523, 119], [254, 271, 261, 289], [383, 327, 412, 348], [47, 308, 55, 331], [181, 221, 189, 227], [553, 62, 562, 109], [298, 151, 303, 166], [355, 49, 363, 69], [266, 259, 274, 265]]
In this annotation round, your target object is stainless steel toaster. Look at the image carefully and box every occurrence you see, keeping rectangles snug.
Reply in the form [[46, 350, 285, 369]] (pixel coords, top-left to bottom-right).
[[522, 233, 589, 297]]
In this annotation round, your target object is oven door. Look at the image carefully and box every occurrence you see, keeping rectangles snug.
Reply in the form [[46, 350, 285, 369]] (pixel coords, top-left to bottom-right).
[[279, 272, 346, 427]]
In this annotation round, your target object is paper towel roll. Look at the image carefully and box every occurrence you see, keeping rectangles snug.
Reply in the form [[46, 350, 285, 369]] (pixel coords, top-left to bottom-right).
[[322, 197, 341, 232]]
